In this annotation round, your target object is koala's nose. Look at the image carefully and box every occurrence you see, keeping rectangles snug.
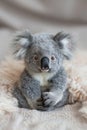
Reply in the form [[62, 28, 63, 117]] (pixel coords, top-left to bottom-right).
[[41, 57, 49, 70]]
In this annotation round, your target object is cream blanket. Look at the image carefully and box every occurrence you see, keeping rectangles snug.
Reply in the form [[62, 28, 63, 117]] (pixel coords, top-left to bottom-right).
[[0, 50, 87, 130]]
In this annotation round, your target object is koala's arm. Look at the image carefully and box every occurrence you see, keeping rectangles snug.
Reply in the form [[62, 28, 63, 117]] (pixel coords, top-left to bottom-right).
[[43, 67, 68, 108], [19, 70, 41, 108]]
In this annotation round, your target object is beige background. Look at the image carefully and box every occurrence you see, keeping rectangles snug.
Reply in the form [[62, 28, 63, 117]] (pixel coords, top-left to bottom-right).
[[0, 0, 87, 60]]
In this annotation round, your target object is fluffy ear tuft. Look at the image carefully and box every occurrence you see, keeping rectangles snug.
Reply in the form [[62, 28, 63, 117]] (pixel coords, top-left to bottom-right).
[[53, 32, 75, 60], [12, 30, 33, 59]]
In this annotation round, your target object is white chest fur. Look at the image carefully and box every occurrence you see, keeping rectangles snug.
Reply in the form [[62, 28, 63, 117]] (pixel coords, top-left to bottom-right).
[[32, 72, 54, 90]]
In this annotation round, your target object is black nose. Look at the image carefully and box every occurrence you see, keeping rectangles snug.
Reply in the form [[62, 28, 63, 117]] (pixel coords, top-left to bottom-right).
[[41, 57, 49, 70]]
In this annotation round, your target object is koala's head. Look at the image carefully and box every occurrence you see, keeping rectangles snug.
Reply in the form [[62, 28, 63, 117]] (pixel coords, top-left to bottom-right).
[[13, 30, 75, 74]]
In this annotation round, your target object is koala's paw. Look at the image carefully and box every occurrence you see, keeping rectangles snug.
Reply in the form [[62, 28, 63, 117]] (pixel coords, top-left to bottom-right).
[[43, 92, 63, 107], [35, 98, 47, 111]]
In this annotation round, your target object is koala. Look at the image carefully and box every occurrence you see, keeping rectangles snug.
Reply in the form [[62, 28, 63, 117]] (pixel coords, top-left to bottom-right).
[[12, 30, 75, 111]]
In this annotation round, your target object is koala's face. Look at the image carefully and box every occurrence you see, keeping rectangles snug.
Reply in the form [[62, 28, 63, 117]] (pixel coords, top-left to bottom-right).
[[25, 34, 63, 73], [13, 31, 74, 74]]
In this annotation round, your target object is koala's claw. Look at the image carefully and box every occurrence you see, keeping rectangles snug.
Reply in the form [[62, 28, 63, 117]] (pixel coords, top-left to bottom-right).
[[44, 99, 53, 107], [35, 98, 45, 110], [42, 92, 58, 107], [36, 98, 43, 106], [36, 102, 48, 111]]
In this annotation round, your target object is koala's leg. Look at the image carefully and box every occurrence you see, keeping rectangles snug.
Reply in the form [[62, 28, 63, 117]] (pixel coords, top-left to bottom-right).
[[43, 67, 68, 109], [18, 70, 44, 109], [13, 86, 30, 109]]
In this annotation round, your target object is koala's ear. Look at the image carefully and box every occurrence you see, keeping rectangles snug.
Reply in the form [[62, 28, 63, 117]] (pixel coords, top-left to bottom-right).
[[12, 30, 33, 59], [53, 32, 75, 60]]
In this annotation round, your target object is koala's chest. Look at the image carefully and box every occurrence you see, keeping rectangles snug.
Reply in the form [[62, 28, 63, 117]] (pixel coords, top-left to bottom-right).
[[33, 73, 53, 90]]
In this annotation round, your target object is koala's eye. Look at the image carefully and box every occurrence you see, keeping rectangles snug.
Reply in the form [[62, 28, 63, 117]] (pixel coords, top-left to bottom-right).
[[33, 55, 38, 61], [51, 55, 56, 61]]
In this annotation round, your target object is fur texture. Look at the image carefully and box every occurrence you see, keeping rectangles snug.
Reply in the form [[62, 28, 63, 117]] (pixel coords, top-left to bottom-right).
[[0, 51, 87, 130]]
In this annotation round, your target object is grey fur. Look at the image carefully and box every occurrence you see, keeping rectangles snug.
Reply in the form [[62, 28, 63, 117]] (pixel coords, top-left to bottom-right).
[[13, 84, 30, 108], [12, 30, 75, 111]]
